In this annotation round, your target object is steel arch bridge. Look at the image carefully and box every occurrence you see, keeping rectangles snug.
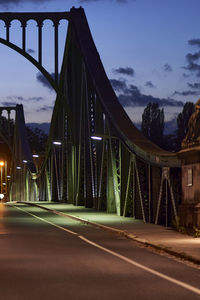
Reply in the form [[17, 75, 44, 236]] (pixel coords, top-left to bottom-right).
[[0, 7, 181, 226]]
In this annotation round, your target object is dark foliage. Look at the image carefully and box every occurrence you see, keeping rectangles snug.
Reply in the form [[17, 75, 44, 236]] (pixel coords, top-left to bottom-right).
[[26, 126, 48, 153], [141, 102, 195, 152], [141, 102, 164, 148], [0, 116, 14, 135], [176, 102, 195, 150]]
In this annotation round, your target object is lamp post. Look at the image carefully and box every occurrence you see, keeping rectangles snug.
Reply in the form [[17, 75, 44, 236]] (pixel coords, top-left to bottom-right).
[[0, 161, 5, 194], [32, 155, 40, 201], [52, 141, 62, 201], [22, 160, 28, 202], [16, 166, 22, 202], [4, 161, 7, 196], [32, 154, 39, 172]]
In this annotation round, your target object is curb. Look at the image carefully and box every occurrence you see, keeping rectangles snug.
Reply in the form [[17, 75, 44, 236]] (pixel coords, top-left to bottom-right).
[[18, 202, 200, 266]]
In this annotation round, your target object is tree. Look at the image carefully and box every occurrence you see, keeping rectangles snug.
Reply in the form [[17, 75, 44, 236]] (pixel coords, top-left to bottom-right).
[[0, 116, 47, 154], [26, 126, 48, 153], [176, 102, 195, 150], [141, 102, 164, 148], [0, 116, 14, 140]]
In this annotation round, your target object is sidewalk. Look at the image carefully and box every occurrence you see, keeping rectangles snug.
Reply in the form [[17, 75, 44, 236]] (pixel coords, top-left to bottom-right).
[[24, 202, 200, 265]]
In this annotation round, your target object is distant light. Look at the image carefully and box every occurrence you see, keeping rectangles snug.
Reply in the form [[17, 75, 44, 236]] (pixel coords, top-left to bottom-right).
[[16, 166, 21, 170], [2, 183, 6, 186], [23, 160, 28, 163], [91, 136, 102, 141], [0, 194, 4, 200], [32, 155, 39, 158], [53, 141, 62, 145], [0, 161, 4, 167], [7, 175, 11, 178]]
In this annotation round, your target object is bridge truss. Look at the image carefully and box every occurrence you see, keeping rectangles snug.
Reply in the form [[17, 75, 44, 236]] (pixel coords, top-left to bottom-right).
[[0, 7, 181, 226], [0, 105, 37, 202]]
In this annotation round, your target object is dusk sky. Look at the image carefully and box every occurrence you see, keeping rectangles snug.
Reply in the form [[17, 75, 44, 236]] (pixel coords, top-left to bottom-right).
[[0, 0, 200, 126]]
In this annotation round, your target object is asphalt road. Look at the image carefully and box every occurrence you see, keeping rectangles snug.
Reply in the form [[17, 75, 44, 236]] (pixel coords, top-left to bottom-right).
[[0, 203, 199, 300]]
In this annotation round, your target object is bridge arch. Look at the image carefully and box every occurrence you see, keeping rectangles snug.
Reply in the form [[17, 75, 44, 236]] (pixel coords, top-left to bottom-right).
[[0, 38, 58, 92]]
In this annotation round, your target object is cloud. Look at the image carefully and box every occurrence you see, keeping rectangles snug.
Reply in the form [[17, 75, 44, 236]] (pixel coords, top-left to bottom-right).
[[79, 0, 128, 3], [79, 0, 99, 2], [29, 97, 44, 102], [6, 95, 25, 101], [188, 39, 200, 47], [110, 78, 183, 107], [172, 90, 199, 96], [145, 81, 156, 88], [1, 101, 17, 106], [109, 78, 127, 92], [186, 51, 200, 62], [5, 95, 44, 102], [36, 72, 59, 90], [36, 72, 51, 89], [2, 95, 44, 105], [36, 105, 53, 112], [183, 62, 200, 77], [183, 40, 200, 77], [182, 73, 191, 78], [0, 0, 53, 8], [27, 48, 35, 54], [113, 67, 135, 77], [36, 72, 54, 90], [163, 63, 173, 72], [187, 82, 200, 89]]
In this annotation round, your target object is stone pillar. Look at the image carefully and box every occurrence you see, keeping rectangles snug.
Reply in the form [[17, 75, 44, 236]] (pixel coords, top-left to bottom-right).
[[178, 147, 200, 228]]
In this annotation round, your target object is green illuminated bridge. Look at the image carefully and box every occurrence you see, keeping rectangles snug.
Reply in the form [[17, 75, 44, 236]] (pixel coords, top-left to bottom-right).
[[0, 7, 181, 226]]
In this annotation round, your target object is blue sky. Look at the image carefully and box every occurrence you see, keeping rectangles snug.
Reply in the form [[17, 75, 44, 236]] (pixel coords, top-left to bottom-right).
[[0, 0, 200, 125]]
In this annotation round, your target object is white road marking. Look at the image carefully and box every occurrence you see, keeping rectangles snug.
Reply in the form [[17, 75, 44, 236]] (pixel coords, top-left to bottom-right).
[[14, 205, 77, 236], [14, 204, 200, 296], [79, 236, 200, 295]]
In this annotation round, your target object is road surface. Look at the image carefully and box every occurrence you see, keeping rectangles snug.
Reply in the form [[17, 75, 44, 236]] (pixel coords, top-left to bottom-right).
[[0, 203, 199, 300]]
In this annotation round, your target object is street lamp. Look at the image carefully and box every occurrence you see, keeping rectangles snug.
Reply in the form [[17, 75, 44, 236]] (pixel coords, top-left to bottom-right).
[[0, 161, 4, 194], [32, 154, 39, 158], [91, 136, 102, 141], [52, 141, 62, 201], [23, 160, 28, 163], [53, 141, 62, 145]]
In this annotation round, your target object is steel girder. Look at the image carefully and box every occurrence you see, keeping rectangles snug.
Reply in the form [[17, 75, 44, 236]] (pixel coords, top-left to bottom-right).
[[0, 8, 181, 225], [0, 105, 38, 202], [36, 9, 181, 226]]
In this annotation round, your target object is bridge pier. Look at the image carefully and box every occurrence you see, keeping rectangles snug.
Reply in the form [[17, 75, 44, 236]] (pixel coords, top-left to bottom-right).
[[178, 147, 200, 228]]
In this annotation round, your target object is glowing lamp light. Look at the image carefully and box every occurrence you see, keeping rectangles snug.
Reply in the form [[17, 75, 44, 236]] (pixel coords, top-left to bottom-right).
[[7, 175, 11, 179], [2, 183, 6, 186], [0, 194, 4, 200], [0, 161, 4, 167], [53, 141, 62, 145], [32, 154, 39, 158], [23, 160, 28, 163], [91, 136, 102, 141], [16, 166, 21, 170]]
